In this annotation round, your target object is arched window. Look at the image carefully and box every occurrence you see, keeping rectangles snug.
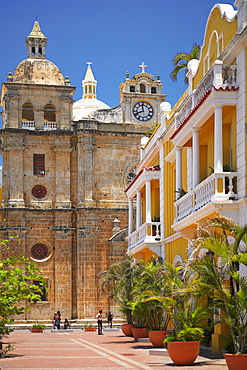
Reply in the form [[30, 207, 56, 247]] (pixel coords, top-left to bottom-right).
[[38, 46, 42, 56], [130, 85, 135, 92], [31, 47, 35, 56], [44, 104, 56, 122], [22, 103, 34, 121], [151, 87, 156, 94], [140, 84, 146, 93]]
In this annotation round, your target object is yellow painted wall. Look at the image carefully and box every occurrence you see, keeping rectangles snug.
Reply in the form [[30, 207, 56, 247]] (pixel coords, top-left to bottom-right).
[[194, 6, 237, 87], [166, 237, 188, 265]]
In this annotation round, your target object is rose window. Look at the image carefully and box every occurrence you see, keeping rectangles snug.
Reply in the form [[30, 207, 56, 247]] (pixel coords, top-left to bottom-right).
[[31, 243, 49, 260], [32, 185, 47, 199]]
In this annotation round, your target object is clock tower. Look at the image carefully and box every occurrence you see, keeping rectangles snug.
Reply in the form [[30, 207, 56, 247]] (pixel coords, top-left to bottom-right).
[[93, 62, 166, 128], [119, 62, 166, 125]]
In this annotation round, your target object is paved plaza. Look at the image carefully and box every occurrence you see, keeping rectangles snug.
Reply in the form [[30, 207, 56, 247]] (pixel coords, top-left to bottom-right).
[[0, 328, 228, 369]]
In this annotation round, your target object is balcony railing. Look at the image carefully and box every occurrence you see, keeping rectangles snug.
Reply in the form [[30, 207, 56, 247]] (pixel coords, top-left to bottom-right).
[[175, 172, 237, 223], [128, 222, 161, 251], [44, 122, 57, 130], [174, 64, 237, 129], [22, 121, 35, 130]]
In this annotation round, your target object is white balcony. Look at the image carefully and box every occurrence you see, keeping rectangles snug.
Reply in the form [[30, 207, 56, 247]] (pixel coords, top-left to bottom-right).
[[128, 222, 161, 253], [174, 172, 237, 223], [44, 122, 57, 130], [22, 121, 35, 130]]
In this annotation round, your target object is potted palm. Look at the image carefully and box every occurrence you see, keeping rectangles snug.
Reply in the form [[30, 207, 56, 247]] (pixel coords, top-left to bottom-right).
[[130, 258, 172, 347], [31, 322, 46, 333], [161, 262, 209, 365], [189, 216, 247, 370], [101, 256, 142, 336]]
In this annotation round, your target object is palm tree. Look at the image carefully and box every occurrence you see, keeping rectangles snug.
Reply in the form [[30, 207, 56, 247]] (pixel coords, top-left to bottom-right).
[[188, 215, 247, 354], [100, 255, 143, 324], [171, 44, 201, 83]]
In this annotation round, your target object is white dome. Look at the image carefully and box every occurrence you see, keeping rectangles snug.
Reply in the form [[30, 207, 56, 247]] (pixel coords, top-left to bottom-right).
[[73, 98, 110, 121]]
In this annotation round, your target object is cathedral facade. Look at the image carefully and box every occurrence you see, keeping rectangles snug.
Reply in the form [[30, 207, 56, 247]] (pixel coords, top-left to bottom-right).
[[0, 21, 166, 321]]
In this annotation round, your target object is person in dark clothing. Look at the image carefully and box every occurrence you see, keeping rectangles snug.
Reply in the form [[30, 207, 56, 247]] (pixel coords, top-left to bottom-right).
[[107, 312, 114, 328]]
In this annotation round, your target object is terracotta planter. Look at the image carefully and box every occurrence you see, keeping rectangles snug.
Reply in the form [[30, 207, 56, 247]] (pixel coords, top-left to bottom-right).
[[224, 353, 247, 370], [84, 327, 97, 332], [121, 323, 136, 337], [31, 328, 43, 333], [167, 341, 200, 365], [131, 327, 148, 342], [148, 330, 172, 348]]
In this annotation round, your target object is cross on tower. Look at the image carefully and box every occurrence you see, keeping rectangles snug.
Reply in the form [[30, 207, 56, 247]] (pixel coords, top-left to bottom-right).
[[139, 62, 148, 73]]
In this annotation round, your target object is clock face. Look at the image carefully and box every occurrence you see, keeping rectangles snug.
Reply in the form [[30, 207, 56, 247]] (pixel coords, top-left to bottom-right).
[[133, 101, 153, 121]]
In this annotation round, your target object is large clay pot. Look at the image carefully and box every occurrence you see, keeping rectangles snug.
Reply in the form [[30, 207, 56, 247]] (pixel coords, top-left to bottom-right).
[[167, 341, 200, 365], [121, 323, 136, 337], [31, 328, 43, 333], [148, 330, 171, 348], [224, 353, 247, 370], [131, 327, 148, 342]]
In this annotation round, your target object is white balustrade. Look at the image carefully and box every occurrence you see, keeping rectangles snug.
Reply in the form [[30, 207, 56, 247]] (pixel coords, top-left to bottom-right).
[[44, 122, 57, 130], [22, 121, 35, 130], [175, 172, 237, 222], [175, 64, 237, 129], [128, 222, 161, 251]]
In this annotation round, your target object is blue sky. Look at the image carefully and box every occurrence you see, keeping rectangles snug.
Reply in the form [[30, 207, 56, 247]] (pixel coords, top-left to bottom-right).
[[0, 0, 235, 111]]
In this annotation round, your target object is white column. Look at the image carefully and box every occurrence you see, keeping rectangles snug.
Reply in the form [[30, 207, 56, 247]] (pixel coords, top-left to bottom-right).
[[145, 180, 152, 223], [136, 190, 141, 229], [214, 105, 223, 172], [128, 198, 133, 235], [176, 147, 182, 199], [192, 129, 200, 187]]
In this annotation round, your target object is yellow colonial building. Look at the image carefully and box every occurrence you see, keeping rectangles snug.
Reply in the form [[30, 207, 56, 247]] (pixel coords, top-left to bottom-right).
[[125, 0, 247, 351]]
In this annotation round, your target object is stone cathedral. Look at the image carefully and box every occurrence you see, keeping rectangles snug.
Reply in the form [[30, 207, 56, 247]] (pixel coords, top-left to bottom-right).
[[0, 21, 166, 322]]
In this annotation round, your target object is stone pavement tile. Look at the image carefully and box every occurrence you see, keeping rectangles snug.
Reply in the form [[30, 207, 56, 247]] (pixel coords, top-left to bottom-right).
[[0, 329, 228, 369]]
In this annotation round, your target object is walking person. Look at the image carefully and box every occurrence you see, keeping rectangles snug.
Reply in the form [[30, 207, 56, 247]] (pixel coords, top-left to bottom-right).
[[96, 309, 103, 335]]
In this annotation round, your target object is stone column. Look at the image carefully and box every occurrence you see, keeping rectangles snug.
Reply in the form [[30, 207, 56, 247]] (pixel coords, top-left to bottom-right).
[[176, 147, 182, 199], [192, 129, 200, 187], [77, 135, 95, 207], [214, 105, 223, 172], [54, 145, 72, 208], [8, 137, 25, 207]]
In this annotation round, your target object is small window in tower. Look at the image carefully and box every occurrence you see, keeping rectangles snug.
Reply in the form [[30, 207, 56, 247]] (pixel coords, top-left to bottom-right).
[[44, 104, 56, 123], [89, 85, 92, 93], [93, 86, 95, 94], [151, 87, 156, 94], [31, 47, 35, 56], [22, 103, 34, 122], [130, 86, 135, 92], [85, 86, 88, 93], [33, 154, 45, 175], [140, 84, 146, 93], [38, 47, 42, 56]]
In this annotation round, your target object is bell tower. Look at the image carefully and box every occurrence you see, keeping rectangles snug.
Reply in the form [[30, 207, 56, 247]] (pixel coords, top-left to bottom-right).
[[26, 21, 48, 59]]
